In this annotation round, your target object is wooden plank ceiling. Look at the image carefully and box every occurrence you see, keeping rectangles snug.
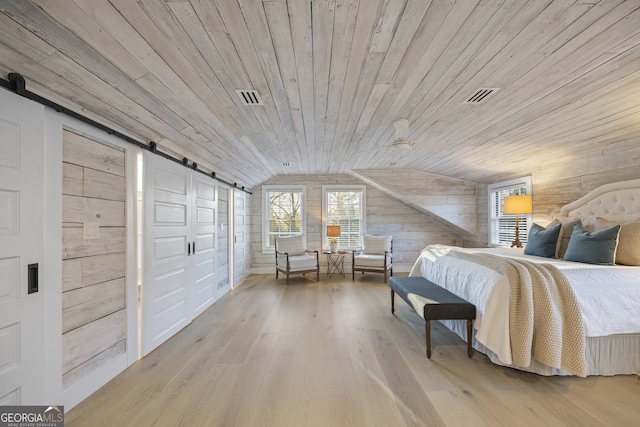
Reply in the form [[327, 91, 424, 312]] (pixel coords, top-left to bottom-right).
[[0, 0, 639, 189]]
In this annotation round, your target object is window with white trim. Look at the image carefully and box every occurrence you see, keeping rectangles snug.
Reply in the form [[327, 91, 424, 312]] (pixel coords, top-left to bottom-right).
[[488, 177, 532, 247], [322, 185, 365, 250], [263, 185, 306, 250]]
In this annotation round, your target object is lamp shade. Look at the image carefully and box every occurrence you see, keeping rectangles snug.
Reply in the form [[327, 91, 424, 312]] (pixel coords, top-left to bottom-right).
[[327, 225, 341, 237], [503, 194, 532, 215]]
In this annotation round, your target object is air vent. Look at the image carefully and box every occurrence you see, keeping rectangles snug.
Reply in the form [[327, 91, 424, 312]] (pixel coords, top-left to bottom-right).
[[464, 88, 499, 104], [236, 89, 263, 105], [282, 161, 291, 167], [387, 161, 398, 166]]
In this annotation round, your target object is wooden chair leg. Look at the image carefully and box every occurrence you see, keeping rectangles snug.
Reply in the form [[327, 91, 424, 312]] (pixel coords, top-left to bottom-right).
[[425, 320, 431, 358], [391, 290, 395, 314], [467, 319, 473, 358]]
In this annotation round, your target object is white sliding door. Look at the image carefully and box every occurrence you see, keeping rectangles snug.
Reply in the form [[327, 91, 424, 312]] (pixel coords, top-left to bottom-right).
[[215, 186, 230, 299], [0, 92, 45, 404], [191, 176, 217, 317], [141, 153, 219, 355], [233, 190, 250, 287], [141, 152, 191, 356]]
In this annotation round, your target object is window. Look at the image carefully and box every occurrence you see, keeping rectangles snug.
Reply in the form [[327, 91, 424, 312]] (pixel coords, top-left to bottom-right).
[[488, 177, 532, 247], [263, 185, 306, 250], [322, 185, 366, 250]]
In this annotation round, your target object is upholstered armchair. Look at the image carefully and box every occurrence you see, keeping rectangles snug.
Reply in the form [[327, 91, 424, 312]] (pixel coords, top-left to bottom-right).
[[352, 235, 393, 282], [275, 235, 319, 285]]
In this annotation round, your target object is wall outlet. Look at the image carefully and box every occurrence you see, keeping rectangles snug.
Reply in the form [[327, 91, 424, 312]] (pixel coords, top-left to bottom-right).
[[83, 222, 100, 240]]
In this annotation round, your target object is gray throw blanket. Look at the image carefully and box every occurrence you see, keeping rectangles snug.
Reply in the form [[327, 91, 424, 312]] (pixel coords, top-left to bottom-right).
[[448, 250, 587, 377]]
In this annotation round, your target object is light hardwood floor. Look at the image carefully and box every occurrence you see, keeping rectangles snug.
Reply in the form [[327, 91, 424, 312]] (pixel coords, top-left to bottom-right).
[[66, 274, 640, 427]]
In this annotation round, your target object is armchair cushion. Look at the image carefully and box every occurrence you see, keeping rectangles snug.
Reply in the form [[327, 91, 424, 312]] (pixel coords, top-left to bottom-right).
[[277, 253, 318, 272], [353, 253, 391, 268], [363, 235, 392, 255], [275, 235, 306, 256]]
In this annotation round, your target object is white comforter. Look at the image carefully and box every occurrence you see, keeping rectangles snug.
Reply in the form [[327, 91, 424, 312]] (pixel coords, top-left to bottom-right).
[[409, 245, 640, 366]]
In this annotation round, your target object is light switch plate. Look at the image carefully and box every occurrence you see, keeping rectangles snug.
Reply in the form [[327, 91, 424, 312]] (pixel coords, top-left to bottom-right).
[[83, 222, 100, 240]]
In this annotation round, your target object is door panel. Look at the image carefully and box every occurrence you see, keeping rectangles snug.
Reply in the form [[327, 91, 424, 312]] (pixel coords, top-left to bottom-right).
[[216, 187, 230, 298], [0, 93, 44, 403], [191, 176, 216, 317], [141, 152, 190, 356], [233, 191, 250, 286], [141, 155, 219, 354]]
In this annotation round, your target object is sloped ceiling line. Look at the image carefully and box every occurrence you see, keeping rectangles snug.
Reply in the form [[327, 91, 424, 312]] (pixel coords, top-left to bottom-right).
[[352, 169, 478, 235]]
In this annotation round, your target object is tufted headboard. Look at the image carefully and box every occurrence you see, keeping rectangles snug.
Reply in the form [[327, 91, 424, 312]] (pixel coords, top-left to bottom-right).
[[559, 179, 640, 221]]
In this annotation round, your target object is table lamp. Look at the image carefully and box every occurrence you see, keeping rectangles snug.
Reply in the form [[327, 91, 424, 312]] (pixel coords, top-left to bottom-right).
[[502, 194, 532, 248], [327, 225, 341, 253]]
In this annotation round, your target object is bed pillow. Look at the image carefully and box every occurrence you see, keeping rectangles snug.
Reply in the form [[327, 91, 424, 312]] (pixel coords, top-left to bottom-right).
[[563, 223, 620, 265], [549, 216, 581, 258], [524, 223, 561, 258], [592, 217, 640, 266], [580, 215, 600, 232]]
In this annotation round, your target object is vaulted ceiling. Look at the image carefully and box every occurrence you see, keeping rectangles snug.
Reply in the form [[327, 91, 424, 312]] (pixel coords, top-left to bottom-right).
[[1, 0, 639, 190]]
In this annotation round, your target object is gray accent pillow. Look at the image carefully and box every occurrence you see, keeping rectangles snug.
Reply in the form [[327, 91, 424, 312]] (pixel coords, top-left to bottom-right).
[[524, 223, 562, 258], [563, 223, 620, 265]]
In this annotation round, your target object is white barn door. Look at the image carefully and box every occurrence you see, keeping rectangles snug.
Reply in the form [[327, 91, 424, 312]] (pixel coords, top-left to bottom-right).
[[0, 92, 45, 404], [141, 152, 191, 356], [233, 191, 250, 287], [190, 176, 217, 317]]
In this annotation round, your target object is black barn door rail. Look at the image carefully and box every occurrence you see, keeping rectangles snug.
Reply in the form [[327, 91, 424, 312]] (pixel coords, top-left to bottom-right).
[[0, 72, 250, 194]]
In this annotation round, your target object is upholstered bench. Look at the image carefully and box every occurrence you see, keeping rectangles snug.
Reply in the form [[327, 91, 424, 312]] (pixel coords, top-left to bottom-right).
[[389, 276, 476, 358]]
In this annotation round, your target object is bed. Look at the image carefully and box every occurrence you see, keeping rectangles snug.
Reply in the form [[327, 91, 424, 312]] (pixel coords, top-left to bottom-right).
[[409, 179, 640, 376]]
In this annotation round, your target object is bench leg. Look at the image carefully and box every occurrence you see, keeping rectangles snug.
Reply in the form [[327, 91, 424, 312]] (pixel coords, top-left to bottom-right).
[[425, 320, 431, 358], [467, 320, 473, 358], [391, 290, 395, 314]]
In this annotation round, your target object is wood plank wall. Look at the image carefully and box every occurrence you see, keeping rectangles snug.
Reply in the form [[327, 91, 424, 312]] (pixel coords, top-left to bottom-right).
[[61, 130, 126, 387], [251, 174, 463, 272]]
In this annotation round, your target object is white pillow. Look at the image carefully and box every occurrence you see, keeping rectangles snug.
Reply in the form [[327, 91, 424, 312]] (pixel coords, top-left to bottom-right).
[[364, 235, 392, 255]]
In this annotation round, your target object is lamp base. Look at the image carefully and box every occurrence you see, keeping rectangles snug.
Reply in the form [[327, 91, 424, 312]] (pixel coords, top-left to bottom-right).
[[330, 242, 338, 253], [511, 220, 523, 248]]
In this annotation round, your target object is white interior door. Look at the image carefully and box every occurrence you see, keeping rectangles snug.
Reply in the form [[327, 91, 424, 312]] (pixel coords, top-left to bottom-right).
[[191, 176, 216, 317], [215, 187, 230, 299], [0, 92, 45, 404], [233, 191, 249, 287], [141, 152, 191, 356]]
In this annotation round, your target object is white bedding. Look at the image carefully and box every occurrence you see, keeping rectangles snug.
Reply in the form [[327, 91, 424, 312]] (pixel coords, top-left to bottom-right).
[[409, 245, 640, 367]]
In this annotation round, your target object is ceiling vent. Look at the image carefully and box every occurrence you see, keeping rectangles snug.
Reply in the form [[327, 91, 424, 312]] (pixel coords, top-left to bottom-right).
[[282, 161, 291, 167], [464, 88, 499, 104], [236, 89, 263, 106], [387, 161, 398, 166]]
